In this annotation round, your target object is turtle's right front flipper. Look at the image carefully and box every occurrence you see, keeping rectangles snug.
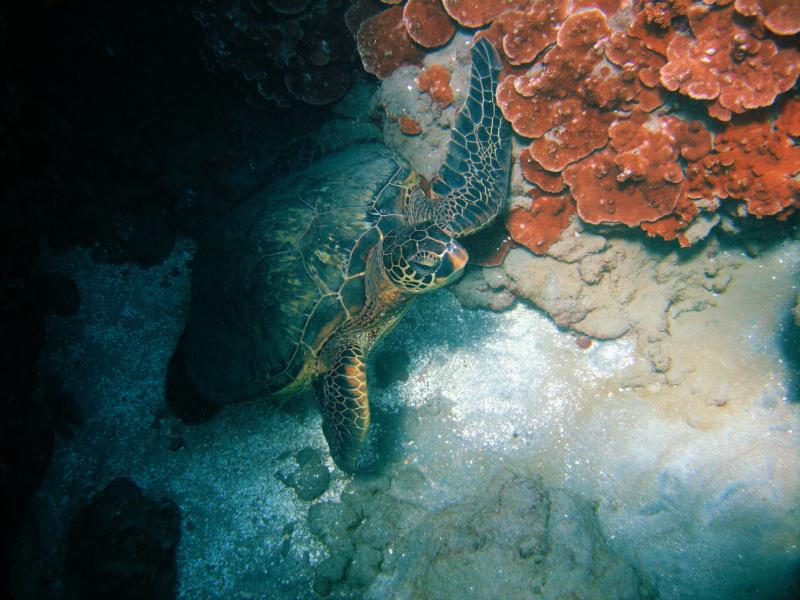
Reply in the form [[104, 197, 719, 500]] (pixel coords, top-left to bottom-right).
[[424, 37, 512, 236], [316, 343, 370, 472]]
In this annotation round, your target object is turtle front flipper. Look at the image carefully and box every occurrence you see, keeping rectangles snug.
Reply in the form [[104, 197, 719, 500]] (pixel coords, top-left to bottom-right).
[[316, 342, 370, 472], [418, 37, 512, 236]]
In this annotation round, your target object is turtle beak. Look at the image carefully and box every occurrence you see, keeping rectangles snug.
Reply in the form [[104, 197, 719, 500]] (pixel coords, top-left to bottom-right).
[[436, 243, 469, 284]]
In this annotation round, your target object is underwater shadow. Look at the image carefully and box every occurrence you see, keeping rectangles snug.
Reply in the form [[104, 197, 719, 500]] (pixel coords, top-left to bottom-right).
[[778, 310, 800, 404]]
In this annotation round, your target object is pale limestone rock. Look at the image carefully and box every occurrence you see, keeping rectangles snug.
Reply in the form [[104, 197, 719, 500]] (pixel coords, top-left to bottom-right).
[[682, 213, 720, 246], [453, 234, 743, 377], [545, 221, 607, 264]]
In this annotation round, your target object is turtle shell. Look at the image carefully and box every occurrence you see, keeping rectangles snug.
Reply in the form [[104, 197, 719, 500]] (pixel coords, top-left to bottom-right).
[[185, 144, 410, 405]]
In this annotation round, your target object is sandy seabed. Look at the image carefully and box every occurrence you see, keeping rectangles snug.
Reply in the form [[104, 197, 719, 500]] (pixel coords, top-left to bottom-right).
[[10, 229, 800, 600]]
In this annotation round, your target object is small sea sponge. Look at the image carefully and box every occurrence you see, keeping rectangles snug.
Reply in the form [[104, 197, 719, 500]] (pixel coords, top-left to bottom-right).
[[398, 115, 423, 135], [417, 64, 454, 108]]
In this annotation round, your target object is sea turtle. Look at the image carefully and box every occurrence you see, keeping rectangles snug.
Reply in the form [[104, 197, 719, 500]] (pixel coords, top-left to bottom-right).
[[181, 39, 511, 470]]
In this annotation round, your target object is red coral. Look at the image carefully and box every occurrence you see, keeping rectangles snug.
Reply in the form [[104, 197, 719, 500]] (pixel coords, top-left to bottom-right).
[[569, 0, 627, 13], [403, 0, 456, 48], [659, 5, 800, 121], [441, 0, 532, 27], [563, 114, 685, 226], [640, 187, 698, 245], [605, 31, 667, 112], [664, 116, 714, 161], [735, 0, 800, 36], [357, 5, 424, 79], [417, 64, 454, 107], [684, 102, 800, 217], [715, 120, 800, 216], [480, 2, 566, 66], [519, 149, 566, 193], [627, 0, 681, 56], [398, 115, 423, 135], [349, 0, 799, 249], [498, 9, 658, 172], [776, 96, 800, 137], [506, 194, 576, 254]]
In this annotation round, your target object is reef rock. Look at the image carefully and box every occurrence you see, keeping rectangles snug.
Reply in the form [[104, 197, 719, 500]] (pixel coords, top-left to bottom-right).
[[307, 465, 653, 598], [64, 477, 181, 600], [378, 32, 473, 179], [452, 221, 742, 375]]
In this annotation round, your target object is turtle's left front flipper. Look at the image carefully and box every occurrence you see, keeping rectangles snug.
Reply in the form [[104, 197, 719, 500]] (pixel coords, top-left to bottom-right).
[[316, 343, 370, 472], [427, 37, 512, 236]]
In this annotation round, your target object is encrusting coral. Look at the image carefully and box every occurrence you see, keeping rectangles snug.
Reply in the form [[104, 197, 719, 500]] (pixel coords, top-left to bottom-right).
[[734, 0, 800, 36], [353, 0, 800, 252], [659, 4, 800, 121]]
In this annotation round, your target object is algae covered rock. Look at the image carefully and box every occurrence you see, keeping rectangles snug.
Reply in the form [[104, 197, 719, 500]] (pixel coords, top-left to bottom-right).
[[306, 465, 653, 598], [393, 468, 654, 600], [277, 447, 331, 501]]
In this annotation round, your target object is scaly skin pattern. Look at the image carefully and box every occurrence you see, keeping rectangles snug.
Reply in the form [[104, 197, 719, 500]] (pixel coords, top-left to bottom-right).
[[316, 39, 511, 471], [316, 244, 413, 471], [407, 38, 512, 235]]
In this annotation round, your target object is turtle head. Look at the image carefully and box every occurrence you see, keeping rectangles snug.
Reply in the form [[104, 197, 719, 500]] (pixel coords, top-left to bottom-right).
[[381, 222, 468, 293]]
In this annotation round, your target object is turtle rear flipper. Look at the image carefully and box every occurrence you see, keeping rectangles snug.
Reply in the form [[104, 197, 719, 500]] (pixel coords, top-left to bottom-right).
[[428, 37, 512, 236], [316, 343, 370, 472]]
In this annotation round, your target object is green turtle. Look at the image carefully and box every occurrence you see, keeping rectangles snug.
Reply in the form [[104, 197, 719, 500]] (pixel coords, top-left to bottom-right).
[[182, 39, 511, 471]]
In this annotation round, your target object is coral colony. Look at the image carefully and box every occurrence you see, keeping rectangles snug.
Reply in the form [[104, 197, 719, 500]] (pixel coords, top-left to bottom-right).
[[348, 0, 800, 253]]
